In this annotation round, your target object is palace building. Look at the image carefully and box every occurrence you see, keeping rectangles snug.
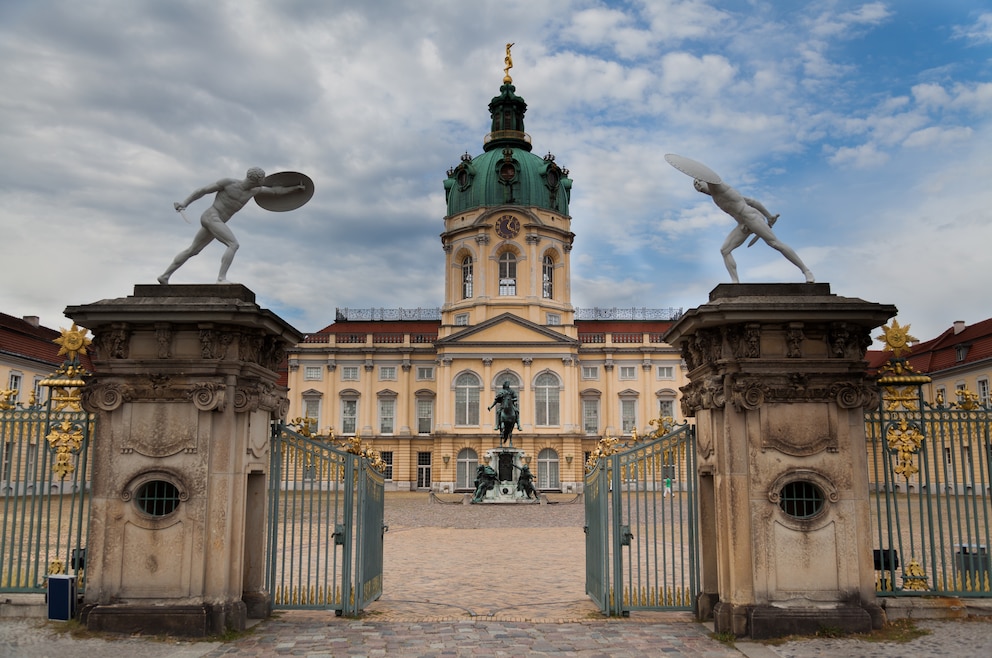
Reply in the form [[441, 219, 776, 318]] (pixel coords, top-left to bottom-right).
[[284, 69, 686, 493]]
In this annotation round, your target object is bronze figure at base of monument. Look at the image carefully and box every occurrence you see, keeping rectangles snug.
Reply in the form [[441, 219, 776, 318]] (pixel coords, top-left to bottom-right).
[[666, 283, 895, 639]]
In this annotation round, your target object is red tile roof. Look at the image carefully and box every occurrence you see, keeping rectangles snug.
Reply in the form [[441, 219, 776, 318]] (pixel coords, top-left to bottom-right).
[[872, 318, 992, 375], [0, 312, 70, 368]]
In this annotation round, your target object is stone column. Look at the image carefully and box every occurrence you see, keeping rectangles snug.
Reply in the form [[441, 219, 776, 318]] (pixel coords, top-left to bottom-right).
[[665, 284, 895, 639], [66, 284, 302, 636]]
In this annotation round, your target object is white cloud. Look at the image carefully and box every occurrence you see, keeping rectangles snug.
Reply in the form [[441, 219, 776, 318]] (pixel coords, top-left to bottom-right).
[[0, 0, 989, 349]]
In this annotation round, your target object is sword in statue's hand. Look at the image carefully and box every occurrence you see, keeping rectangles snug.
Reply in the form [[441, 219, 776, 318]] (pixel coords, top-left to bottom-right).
[[174, 202, 191, 224], [747, 214, 779, 248]]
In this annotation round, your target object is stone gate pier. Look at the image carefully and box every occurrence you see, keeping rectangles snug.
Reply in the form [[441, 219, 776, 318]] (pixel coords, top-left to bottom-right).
[[665, 283, 896, 639], [65, 284, 302, 636]]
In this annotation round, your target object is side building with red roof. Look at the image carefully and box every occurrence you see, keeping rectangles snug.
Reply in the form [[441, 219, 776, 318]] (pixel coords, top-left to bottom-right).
[[0, 312, 91, 408]]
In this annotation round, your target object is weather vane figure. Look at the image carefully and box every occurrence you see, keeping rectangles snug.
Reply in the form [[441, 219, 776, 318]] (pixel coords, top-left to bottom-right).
[[159, 167, 314, 284], [665, 154, 814, 284], [503, 42, 514, 83]]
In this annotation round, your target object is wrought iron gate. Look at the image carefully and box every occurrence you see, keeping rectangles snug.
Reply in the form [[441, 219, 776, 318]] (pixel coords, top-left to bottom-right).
[[0, 403, 93, 595], [585, 423, 699, 615], [266, 423, 386, 615], [868, 360, 992, 597]]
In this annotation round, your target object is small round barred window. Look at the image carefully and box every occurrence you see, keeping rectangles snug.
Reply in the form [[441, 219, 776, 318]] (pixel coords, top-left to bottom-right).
[[778, 480, 825, 519], [135, 480, 181, 516]]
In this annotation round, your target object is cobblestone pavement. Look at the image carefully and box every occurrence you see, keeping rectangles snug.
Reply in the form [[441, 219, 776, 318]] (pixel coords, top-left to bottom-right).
[[1, 492, 989, 657]]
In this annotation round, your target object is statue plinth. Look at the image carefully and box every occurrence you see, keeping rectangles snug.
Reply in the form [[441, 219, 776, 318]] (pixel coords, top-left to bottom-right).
[[471, 447, 540, 503], [65, 284, 303, 636], [666, 283, 895, 639]]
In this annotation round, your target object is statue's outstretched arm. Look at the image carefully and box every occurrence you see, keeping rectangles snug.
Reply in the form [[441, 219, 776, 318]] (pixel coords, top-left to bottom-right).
[[743, 196, 776, 221], [177, 180, 226, 210]]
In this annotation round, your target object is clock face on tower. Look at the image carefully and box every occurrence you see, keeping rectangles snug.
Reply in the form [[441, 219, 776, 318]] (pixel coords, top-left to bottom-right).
[[495, 214, 521, 239]]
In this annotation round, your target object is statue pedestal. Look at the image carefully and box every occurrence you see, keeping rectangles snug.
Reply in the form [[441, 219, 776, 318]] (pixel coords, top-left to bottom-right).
[[65, 284, 302, 636], [666, 284, 894, 639], [475, 448, 538, 503]]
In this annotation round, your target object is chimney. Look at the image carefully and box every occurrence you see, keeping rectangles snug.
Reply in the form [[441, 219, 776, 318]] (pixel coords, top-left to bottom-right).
[[953, 320, 966, 335], [22, 316, 40, 328]]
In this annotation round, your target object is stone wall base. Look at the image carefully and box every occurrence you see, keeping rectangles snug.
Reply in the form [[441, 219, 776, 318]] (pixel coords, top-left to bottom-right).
[[715, 601, 881, 639], [80, 600, 247, 636], [242, 590, 272, 619]]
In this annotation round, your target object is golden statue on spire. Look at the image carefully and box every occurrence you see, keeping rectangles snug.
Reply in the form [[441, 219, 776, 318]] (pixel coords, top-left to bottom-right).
[[503, 42, 514, 83]]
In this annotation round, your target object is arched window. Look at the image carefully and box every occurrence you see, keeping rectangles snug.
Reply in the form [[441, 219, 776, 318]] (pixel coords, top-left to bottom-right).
[[542, 254, 554, 299], [537, 448, 560, 490], [461, 256, 473, 299], [499, 252, 516, 296], [534, 372, 560, 426], [456, 448, 478, 491], [454, 372, 481, 425]]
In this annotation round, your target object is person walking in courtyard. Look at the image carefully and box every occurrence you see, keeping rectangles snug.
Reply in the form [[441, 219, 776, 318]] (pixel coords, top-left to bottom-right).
[[158, 167, 304, 284]]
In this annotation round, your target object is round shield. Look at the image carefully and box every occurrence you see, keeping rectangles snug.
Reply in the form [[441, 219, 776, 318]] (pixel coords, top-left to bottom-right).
[[255, 171, 315, 212], [664, 154, 722, 184]]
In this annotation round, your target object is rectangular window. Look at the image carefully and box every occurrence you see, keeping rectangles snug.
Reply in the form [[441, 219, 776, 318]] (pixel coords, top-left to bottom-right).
[[455, 313, 469, 326], [658, 399, 675, 419], [536, 387, 560, 426], [341, 399, 358, 434], [379, 366, 396, 381], [303, 398, 321, 423], [621, 399, 637, 434], [546, 313, 561, 326], [379, 398, 395, 434], [304, 366, 322, 381], [416, 366, 435, 381], [455, 387, 480, 425], [380, 451, 394, 480], [656, 366, 675, 380], [342, 366, 359, 381], [32, 377, 45, 405], [581, 365, 599, 380], [619, 366, 636, 380], [583, 399, 599, 434], [979, 379, 990, 406], [417, 399, 433, 434], [7, 373, 21, 403], [416, 452, 432, 489]]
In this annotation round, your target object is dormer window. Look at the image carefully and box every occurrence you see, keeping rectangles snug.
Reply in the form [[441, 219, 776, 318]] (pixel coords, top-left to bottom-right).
[[956, 344, 970, 362]]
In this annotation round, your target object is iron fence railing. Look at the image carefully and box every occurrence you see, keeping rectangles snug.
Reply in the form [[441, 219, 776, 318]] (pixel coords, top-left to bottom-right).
[[867, 388, 992, 597], [0, 406, 92, 596]]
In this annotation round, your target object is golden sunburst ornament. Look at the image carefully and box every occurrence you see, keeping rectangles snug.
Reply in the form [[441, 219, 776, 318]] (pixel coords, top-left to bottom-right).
[[876, 320, 917, 358], [53, 323, 92, 360]]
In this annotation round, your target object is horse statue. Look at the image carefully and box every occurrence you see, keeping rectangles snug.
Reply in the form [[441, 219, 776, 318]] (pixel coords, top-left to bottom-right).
[[488, 381, 522, 446]]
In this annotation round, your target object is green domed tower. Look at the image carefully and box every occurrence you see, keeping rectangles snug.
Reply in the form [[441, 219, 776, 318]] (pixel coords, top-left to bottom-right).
[[439, 48, 575, 335]]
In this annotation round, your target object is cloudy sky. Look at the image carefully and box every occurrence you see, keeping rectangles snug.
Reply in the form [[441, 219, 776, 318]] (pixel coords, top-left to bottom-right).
[[1, 1, 990, 345]]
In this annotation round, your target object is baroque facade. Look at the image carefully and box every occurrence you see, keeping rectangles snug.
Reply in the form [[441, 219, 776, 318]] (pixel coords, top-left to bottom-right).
[[285, 74, 686, 492]]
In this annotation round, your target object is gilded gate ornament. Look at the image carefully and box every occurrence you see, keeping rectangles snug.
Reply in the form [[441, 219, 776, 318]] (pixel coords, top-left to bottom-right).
[[886, 418, 924, 479], [46, 419, 85, 479]]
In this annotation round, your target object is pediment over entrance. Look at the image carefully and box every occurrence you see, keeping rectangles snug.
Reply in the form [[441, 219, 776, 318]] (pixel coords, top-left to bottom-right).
[[435, 313, 579, 347]]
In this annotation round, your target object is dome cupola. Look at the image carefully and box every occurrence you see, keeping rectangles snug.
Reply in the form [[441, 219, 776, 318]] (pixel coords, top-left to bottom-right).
[[444, 46, 571, 217]]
